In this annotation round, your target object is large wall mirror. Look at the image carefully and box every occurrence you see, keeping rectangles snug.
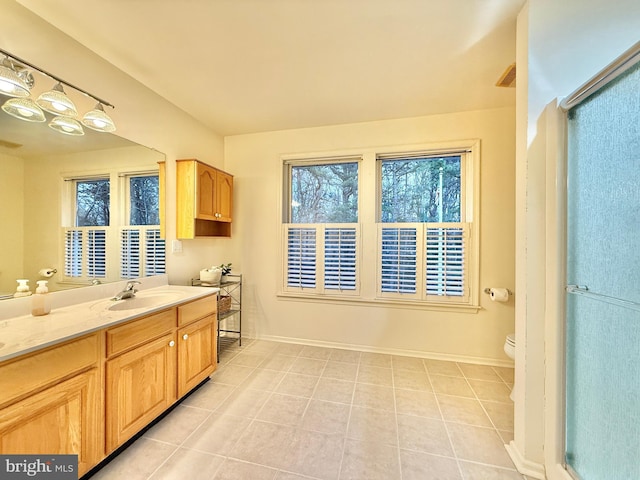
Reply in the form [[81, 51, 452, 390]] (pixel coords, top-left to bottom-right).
[[0, 106, 165, 297]]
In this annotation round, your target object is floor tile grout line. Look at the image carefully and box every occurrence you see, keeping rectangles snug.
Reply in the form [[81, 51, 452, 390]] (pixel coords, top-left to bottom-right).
[[426, 360, 466, 480], [459, 370, 512, 436], [142, 442, 184, 480], [391, 357, 404, 480], [336, 355, 361, 480]]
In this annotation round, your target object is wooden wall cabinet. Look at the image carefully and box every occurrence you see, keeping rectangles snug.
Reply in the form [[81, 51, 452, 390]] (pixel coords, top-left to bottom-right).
[[176, 159, 233, 238], [0, 334, 103, 477]]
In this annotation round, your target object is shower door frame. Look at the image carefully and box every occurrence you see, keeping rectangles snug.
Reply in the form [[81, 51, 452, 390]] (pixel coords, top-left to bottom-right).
[[542, 41, 640, 480]]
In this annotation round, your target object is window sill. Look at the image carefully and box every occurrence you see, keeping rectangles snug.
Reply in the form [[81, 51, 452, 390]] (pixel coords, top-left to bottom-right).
[[276, 291, 481, 313]]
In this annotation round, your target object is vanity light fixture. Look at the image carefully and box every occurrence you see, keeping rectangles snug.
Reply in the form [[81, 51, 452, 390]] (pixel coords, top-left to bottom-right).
[[37, 82, 78, 117], [49, 115, 84, 136], [82, 103, 116, 132], [0, 57, 31, 98], [0, 48, 116, 134], [1, 97, 46, 122]]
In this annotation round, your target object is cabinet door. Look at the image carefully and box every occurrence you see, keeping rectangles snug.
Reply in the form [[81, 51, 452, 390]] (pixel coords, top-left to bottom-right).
[[0, 369, 101, 477], [178, 315, 217, 397], [106, 333, 177, 452], [196, 163, 217, 220], [215, 170, 233, 222]]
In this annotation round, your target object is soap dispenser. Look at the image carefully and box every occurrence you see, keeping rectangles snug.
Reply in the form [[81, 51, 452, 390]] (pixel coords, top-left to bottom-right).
[[31, 280, 51, 316], [14, 279, 32, 297]]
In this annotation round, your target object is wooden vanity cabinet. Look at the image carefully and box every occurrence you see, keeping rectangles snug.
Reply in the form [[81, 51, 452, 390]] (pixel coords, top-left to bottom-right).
[[105, 308, 177, 453], [177, 295, 218, 397], [176, 159, 233, 238], [0, 333, 103, 477], [105, 294, 217, 452], [0, 292, 217, 472]]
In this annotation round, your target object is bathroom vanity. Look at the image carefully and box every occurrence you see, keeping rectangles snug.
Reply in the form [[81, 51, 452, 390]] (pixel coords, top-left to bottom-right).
[[0, 282, 218, 477]]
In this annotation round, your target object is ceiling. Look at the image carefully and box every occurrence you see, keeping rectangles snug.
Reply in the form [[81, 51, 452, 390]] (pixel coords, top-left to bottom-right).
[[16, 0, 524, 136]]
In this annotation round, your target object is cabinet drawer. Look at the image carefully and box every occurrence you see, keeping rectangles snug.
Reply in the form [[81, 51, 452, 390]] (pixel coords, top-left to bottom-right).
[[178, 294, 217, 327], [0, 333, 100, 408], [106, 308, 176, 357]]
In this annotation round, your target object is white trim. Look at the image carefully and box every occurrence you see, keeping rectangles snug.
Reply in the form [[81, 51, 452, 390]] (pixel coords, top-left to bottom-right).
[[258, 334, 514, 367], [506, 441, 546, 479], [275, 291, 481, 313], [544, 100, 570, 479]]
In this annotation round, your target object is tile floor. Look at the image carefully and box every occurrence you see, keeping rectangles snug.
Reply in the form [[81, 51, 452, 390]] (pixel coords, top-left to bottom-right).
[[90, 339, 530, 480]]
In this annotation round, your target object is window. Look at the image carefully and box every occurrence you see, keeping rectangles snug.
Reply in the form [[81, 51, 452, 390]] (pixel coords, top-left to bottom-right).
[[284, 157, 360, 295], [281, 142, 479, 308], [63, 171, 165, 283], [64, 177, 110, 280], [378, 153, 470, 303], [120, 175, 165, 278]]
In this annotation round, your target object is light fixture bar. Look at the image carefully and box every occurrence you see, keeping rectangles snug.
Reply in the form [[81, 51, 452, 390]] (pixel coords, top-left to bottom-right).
[[0, 47, 114, 110]]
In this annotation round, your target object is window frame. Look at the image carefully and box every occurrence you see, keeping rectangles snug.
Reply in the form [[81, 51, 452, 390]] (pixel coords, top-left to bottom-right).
[[279, 140, 480, 310], [282, 154, 362, 297]]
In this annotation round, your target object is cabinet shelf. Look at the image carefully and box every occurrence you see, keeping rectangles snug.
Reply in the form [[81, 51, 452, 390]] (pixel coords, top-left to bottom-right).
[[218, 308, 240, 321]]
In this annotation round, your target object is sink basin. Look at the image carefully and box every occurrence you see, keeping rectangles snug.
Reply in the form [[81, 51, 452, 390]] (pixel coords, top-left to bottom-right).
[[107, 291, 186, 311], [91, 291, 187, 312]]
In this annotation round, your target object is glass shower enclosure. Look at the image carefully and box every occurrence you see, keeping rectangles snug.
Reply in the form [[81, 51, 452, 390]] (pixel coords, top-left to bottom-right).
[[565, 58, 640, 479]]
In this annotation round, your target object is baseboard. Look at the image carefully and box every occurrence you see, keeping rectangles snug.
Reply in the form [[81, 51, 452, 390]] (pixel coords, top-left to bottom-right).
[[256, 334, 515, 368], [506, 441, 546, 479]]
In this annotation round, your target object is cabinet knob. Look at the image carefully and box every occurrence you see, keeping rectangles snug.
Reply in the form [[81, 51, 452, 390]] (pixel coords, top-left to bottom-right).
[[182, 334, 189, 340], [169, 340, 175, 347]]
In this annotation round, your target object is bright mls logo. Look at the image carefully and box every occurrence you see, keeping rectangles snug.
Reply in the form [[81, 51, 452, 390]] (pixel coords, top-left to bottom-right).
[[0, 455, 77, 479]]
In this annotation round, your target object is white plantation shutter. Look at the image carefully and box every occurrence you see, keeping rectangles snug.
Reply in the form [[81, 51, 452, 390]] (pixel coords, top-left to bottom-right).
[[378, 223, 470, 302], [425, 224, 469, 301], [121, 229, 141, 278], [64, 229, 83, 277], [380, 226, 418, 294], [63, 227, 106, 280], [87, 229, 107, 278], [120, 227, 165, 278], [145, 228, 166, 275], [285, 225, 360, 294], [286, 227, 317, 289], [324, 227, 357, 291]]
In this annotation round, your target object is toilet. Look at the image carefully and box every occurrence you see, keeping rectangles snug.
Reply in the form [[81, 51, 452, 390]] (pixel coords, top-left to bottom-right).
[[503, 333, 516, 401]]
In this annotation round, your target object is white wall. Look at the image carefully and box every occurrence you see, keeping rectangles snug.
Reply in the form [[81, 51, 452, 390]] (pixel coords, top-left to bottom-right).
[[226, 107, 516, 362], [513, 0, 640, 477], [1, 0, 230, 288]]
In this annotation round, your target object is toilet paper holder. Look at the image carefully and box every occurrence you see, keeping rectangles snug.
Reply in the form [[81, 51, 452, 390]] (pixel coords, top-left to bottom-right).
[[483, 287, 512, 295]]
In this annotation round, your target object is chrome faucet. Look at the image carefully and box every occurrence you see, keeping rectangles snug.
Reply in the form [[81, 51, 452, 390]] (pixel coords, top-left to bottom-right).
[[112, 281, 141, 301]]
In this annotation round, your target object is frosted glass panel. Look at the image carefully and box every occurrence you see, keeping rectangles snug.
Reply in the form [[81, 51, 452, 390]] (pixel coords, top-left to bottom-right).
[[565, 295, 640, 478], [567, 62, 640, 303], [566, 60, 640, 479]]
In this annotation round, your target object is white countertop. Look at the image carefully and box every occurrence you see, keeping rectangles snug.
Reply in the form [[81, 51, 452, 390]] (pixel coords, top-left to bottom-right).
[[0, 280, 219, 363]]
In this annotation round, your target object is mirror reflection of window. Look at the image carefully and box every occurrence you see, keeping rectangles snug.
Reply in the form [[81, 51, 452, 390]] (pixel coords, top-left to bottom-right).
[[76, 178, 110, 226], [63, 171, 165, 284]]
